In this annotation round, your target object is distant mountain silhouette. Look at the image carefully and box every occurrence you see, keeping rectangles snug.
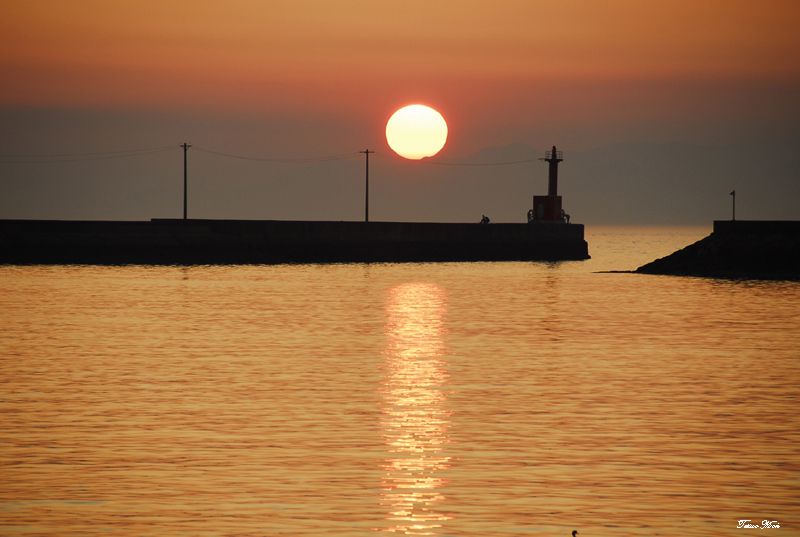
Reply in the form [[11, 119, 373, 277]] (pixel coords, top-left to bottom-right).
[[1, 130, 798, 224], [456, 143, 539, 164], [407, 137, 800, 224], [563, 138, 800, 224]]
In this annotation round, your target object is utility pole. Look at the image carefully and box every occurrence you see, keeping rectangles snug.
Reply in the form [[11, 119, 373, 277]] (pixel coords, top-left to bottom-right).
[[182, 143, 192, 220], [730, 190, 736, 221], [360, 149, 374, 222]]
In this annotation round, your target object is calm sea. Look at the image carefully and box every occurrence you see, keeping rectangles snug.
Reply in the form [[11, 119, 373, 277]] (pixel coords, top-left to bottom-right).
[[1, 226, 798, 537]]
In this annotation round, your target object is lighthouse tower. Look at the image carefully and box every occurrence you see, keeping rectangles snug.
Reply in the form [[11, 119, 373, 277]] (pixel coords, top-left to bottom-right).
[[531, 146, 565, 222]]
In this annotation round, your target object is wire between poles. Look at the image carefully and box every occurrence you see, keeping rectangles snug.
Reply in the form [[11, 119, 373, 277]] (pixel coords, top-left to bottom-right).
[[0, 146, 538, 167], [0, 146, 178, 158], [372, 151, 540, 166], [0, 147, 178, 164], [192, 147, 361, 163]]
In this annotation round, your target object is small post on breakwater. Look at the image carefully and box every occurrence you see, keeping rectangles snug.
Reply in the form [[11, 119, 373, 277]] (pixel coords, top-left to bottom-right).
[[730, 190, 736, 221], [360, 149, 374, 222], [182, 143, 192, 220]]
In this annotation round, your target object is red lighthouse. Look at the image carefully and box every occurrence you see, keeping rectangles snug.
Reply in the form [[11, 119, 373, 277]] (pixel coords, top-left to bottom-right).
[[529, 146, 566, 223]]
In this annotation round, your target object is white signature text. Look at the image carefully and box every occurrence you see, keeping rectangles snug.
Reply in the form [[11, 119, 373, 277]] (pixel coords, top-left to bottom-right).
[[738, 520, 780, 529]]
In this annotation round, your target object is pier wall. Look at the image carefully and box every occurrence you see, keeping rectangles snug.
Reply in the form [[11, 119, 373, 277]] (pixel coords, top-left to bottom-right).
[[0, 219, 589, 265]]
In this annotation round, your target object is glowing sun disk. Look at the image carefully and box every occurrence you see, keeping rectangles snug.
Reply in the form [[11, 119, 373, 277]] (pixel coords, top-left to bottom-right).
[[386, 105, 448, 160]]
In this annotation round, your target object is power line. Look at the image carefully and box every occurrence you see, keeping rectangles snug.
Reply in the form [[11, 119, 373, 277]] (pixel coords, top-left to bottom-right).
[[0, 146, 177, 158], [0, 147, 178, 163], [428, 157, 541, 166], [373, 151, 540, 166], [182, 143, 192, 220], [0, 146, 360, 165], [0, 145, 539, 167], [192, 146, 361, 163], [360, 149, 374, 222]]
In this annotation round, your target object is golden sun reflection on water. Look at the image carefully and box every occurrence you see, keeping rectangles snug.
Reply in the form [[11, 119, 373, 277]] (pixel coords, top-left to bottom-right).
[[377, 283, 453, 535]]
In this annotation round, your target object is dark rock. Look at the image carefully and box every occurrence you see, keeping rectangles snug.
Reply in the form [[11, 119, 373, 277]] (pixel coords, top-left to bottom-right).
[[636, 221, 800, 280]]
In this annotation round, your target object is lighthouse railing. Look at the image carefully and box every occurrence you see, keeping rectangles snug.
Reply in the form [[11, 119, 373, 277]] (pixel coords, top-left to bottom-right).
[[545, 150, 563, 159]]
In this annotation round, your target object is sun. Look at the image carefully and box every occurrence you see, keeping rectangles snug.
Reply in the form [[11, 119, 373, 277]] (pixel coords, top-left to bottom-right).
[[385, 105, 448, 160]]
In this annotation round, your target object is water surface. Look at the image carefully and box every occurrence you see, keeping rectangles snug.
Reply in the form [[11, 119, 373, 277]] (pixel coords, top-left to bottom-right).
[[1, 226, 798, 536]]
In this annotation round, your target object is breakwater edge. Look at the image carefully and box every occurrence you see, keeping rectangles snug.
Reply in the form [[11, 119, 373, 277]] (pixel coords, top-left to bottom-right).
[[636, 220, 800, 280], [0, 219, 590, 265]]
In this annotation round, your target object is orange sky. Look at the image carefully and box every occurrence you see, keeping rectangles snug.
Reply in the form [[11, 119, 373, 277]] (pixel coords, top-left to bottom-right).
[[1, 0, 800, 153], [3, 1, 799, 101]]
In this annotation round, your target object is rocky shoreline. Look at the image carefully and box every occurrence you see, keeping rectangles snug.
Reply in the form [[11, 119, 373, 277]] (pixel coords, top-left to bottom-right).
[[636, 221, 800, 281]]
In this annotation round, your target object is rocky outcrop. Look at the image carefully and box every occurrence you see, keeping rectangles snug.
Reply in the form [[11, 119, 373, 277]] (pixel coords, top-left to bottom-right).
[[636, 221, 800, 280]]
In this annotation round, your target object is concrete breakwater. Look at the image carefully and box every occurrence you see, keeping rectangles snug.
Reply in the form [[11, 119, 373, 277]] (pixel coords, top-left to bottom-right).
[[0, 219, 589, 265], [636, 220, 800, 280]]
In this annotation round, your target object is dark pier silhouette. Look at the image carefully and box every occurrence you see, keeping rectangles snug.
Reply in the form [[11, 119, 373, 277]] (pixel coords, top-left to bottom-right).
[[0, 219, 590, 265]]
